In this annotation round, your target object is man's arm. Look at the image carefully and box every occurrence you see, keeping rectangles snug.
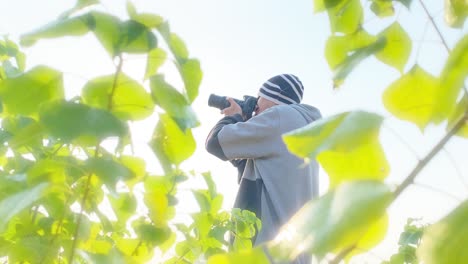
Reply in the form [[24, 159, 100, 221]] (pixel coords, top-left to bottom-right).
[[205, 113, 244, 160]]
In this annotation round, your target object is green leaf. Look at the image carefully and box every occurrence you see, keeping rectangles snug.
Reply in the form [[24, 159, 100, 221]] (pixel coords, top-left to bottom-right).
[[126, 0, 137, 17], [149, 114, 196, 171], [376, 22, 412, 72], [268, 181, 391, 260], [313, 0, 326, 13], [2, 116, 42, 151], [145, 48, 167, 80], [333, 37, 386, 88], [417, 200, 468, 264], [115, 237, 153, 262], [327, 0, 363, 34], [202, 171, 217, 198], [193, 212, 213, 238], [2, 60, 21, 78], [150, 74, 199, 130], [447, 94, 468, 137], [168, 33, 189, 63], [59, 0, 99, 19], [370, 0, 395, 17], [8, 121, 43, 152], [20, 14, 93, 46], [39, 100, 128, 143], [395, 0, 413, 8], [82, 74, 154, 120], [434, 35, 468, 122], [144, 177, 174, 227], [135, 223, 171, 245], [192, 190, 212, 212], [117, 20, 157, 54], [325, 30, 377, 69], [207, 245, 269, 264], [0, 183, 49, 232], [179, 59, 202, 103], [15, 51, 26, 72], [27, 159, 71, 185], [127, 1, 164, 29], [445, 0, 468, 28], [0, 66, 64, 117], [109, 192, 137, 223], [89, 12, 121, 57], [283, 111, 389, 188], [85, 157, 133, 193], [383, 65, 439, 131]]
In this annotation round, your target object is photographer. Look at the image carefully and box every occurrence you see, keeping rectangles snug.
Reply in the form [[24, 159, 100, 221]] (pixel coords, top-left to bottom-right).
[[205, 74, 321, 263]]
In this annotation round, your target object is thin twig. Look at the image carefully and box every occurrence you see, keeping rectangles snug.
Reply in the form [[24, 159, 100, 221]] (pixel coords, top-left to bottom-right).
[[393, 111, 468, 200], [382, 121, 420, 159], [68, 171, 93, 263], [442, 148, 468, 191], [418, 0, 468, 95], [413, 181, 463, 201], [108, 55, 124, 111]]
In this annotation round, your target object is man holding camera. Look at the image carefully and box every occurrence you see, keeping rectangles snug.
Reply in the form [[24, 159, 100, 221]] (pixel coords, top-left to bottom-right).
[[205, 74, 321, 262]]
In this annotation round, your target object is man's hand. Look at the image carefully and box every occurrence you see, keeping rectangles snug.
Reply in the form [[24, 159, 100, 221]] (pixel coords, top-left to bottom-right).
[[221, 97, 242, 116]]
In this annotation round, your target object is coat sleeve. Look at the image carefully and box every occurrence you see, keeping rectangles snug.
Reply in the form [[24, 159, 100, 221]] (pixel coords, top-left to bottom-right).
[[217, 107, 280, 159], [205, 114, 244, 161]]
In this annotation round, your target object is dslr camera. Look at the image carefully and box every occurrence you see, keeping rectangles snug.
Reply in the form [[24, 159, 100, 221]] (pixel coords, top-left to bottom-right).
[[208, 94, 258, 120]]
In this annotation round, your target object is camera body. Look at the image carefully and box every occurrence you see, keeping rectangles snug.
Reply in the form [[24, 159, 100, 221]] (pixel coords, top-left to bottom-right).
[[208, 94, 258, 120]]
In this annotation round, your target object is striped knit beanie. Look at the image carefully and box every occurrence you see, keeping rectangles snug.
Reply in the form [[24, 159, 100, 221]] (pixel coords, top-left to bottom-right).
[[258, 74, 304, 105]]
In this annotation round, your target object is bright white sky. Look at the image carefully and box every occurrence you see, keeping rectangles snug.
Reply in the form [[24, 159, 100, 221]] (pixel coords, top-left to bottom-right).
[[1, 0, 467, 263]]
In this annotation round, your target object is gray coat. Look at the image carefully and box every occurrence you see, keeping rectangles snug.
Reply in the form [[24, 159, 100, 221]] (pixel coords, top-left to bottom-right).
[[206, 104, 321, 263]]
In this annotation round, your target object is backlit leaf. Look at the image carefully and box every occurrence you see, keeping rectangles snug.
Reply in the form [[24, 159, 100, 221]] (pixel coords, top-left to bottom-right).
[[20, 14, 92, 46], [0, 183, 49, 232], [446, 94, 468, 138], [283, 111, 389, 188], [445, 0, 468, 28], [268, 181, 391, 260], [145, 48, 167, 80], [376, 22, 412, 72], [327, 0, 363, 34], [109, 192, 137, 223], [127, 1, 164, 28], [417, 200, 468, 264], [149, 114, 196, 171], [396, 0, 413, 8], [383, 65, 439, 131], [0, 66, 64, 117], [168, 33, 189, 63], [39, 100, 128, 143], [207, 247, 269, 264], [434, 35, 468, 122], [85, 157, 133, 193], [325, 30, 377, 69], [82, 74, 154, 120], [333, 37, 386, 88], [90, 12, 121, 56], [179, 58, 202, 103], [117, 20, 157, 54], [370, 0, 395, 17], [59, 0, 99, 18], [150, 74, 199, 130], [144, 176, 174, 227]]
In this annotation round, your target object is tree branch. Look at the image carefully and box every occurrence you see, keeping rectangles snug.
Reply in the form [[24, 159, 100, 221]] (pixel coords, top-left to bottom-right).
[[418, 0, 468, 95], [393, 110, 468, 200]]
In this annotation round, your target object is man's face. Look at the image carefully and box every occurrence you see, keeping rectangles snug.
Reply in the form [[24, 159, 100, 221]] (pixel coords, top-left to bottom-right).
[[254, 96, 276, 116]]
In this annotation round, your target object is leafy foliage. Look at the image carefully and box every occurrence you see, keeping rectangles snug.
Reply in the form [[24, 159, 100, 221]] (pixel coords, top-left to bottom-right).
[[209, 0, 468, 263], [383, 218, 425, 264], [1, 0, 467, 263]]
